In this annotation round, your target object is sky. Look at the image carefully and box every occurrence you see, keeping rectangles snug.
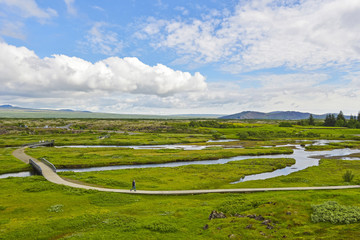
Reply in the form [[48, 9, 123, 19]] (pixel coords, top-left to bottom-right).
[[0, 0, 359, 115]]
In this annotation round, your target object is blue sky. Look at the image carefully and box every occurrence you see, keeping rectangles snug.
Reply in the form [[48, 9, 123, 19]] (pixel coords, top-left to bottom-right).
[[0, 0, 359, 115]]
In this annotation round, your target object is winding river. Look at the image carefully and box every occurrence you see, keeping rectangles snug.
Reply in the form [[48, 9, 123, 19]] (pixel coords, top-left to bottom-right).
[[1, 140, 360, 182]]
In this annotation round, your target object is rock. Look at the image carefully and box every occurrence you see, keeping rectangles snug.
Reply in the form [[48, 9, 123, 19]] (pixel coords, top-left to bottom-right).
[[217, 227, 221, 230], [266, 225, 274, 229], [203, 224, 208, 230], [209, 210, 226, 220], [247, 214, 264, 220], [233, 213, 245, 218], [245, 224, 253, 229], [262, 219, 272, 225], [282, 235, 287, 238], [228, 234, 237, 239], [286, 211, 291, 215]]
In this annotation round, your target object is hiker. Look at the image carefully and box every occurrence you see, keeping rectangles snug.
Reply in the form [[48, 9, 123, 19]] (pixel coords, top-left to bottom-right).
[[130, 179, 136, 191]]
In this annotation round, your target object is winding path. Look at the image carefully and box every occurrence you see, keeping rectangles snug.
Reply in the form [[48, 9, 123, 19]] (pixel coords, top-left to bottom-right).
[[12, 147, 360, 195]]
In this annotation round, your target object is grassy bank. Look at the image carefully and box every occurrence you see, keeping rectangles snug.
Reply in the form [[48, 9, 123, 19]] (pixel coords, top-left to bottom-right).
[[232, 159, 360, 188], [305, 141, 360, 151], [58, 158, 360, 191], [0, 148, 31, 174], [0, 132, 211, 147], [26, 147, 293, 169], [59, 158, 295, 190]]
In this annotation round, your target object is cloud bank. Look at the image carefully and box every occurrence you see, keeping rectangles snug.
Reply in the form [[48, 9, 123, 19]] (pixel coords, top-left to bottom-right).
[[0, 42, 207, 98], [140, 0, 360, 72]]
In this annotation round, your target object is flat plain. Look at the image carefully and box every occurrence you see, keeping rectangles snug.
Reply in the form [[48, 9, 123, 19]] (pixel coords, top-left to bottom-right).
[[0, 119, 360, 239]]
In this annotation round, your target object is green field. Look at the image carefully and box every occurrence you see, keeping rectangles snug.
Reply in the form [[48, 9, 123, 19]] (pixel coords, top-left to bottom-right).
[[0, 148, 30, 174], [57, 158, 360, 191], [0, 176, 359, 239], [26, 147, 293, 169], [59, 158, 295, 190], [1, 119, 360, 239]]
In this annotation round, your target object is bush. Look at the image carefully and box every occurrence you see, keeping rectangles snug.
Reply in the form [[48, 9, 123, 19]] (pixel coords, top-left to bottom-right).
[[279, 122, 293, 127], [343, 170, 355, 182], [217, 198, 266, 215], [47, 204, 64, 213], [311, 201, 360, 224], [144, 221, 178, 233]]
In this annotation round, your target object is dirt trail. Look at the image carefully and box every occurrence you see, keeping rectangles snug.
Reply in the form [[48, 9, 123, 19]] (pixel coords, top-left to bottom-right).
[[12, 147, 360, 195]]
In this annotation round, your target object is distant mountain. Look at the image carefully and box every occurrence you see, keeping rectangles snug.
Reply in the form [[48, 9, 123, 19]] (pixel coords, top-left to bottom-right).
[[219, 111, 342, 120], [0, 105, 216, 119], [0, 104, 23, 109], [59, 109, 91, 113], [173, 114, 222, 118]]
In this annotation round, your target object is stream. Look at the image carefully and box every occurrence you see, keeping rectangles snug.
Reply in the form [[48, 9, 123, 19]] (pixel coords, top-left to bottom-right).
[[1, 140, 360, 182]]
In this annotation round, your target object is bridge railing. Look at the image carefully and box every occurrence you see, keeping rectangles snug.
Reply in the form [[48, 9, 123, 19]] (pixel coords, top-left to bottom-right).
[[22, 140, 55, 148], [40, 158, 56, 172], [29, 159, 42, 174]]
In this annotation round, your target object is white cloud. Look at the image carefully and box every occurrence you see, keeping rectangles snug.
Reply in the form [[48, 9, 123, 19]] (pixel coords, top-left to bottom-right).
[[0, 42, 207, 98], [0, 0, 57, 20], [64, 0, 76, 16], [80, 22, 123, 56], [174, 6, 189, 15], [2, 52, 359, 115], [0, 20, 25, 39], [139, 0, 360, 73], [92, 5, 105, 12]]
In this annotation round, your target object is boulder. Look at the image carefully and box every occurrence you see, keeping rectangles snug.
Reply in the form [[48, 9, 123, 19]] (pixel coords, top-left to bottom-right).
[[209, 210, 226, 220]]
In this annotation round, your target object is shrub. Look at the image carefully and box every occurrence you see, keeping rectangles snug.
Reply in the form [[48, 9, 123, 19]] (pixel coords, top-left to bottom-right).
[[47, 204, 64, 213], [237, 132, 249, 140], [279, 122, 293, 127], [144, 221, 178, 233], [217, 198, 266, 215], [311, 201, 360, 224], [343, 170, 355, 182]]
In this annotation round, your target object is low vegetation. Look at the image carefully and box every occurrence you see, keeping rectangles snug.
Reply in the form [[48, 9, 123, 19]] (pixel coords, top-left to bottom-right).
[[1, 119, 360, 239], [343, 170, 355, 182], [0, 148, 30, 174], [59, 158, 295, 190], [0, 176, 359, 239], [305, 141, 360, 151], [26, 147, 293, 169], [311, 201, 360, 224]]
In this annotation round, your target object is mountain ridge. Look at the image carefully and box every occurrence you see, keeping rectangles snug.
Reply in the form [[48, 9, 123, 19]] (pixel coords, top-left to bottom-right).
[[219, 111, 347, 120], [0, 105, 220, 119]]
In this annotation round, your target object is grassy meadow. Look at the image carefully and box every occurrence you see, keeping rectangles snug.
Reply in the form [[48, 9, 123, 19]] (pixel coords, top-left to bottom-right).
[[26, 147, 293, 169], [1, 119, 360, 239], [0, 148, 30, 174], [0, 176, 359, 239], [57, 158, 360, 191], [59, 158, 296, 190]]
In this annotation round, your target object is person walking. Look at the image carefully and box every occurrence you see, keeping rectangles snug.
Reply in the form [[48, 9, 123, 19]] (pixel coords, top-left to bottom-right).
[[130, 179, 136, 191]]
